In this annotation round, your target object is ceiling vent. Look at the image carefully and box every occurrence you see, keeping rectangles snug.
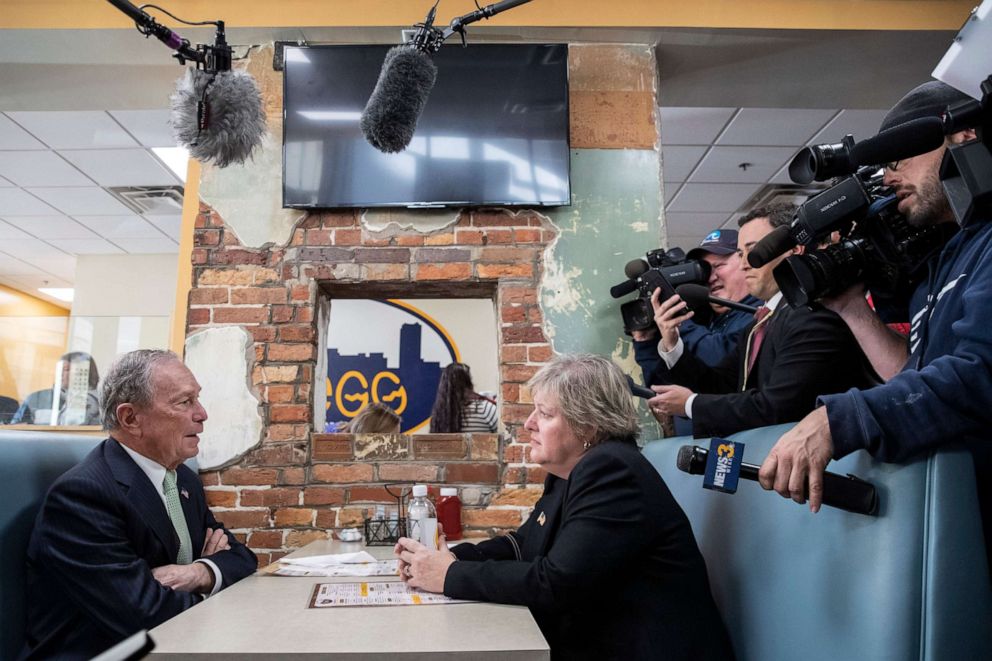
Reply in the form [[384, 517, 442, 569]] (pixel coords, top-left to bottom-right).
[[108, 186, 185, 215]]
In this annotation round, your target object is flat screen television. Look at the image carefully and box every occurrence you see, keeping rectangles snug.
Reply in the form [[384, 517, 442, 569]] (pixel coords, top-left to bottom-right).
[[282, 43, 570, 209]]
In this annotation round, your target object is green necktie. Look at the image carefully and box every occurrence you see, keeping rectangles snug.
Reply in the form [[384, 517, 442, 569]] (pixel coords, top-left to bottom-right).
[[163, 469, 193, 565]]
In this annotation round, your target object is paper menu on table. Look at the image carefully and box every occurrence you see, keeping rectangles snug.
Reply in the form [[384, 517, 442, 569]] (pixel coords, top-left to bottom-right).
[[309, 582, 473, 607], [273, 560, 399, 577]]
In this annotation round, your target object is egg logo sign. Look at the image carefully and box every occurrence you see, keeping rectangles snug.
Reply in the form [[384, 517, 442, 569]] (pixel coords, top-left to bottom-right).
[[325, 300, 459, 433]]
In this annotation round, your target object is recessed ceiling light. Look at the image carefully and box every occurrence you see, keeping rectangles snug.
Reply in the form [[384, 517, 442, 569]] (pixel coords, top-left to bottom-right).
[[152, 146, 190, 182], [38, 287, 74, 302]]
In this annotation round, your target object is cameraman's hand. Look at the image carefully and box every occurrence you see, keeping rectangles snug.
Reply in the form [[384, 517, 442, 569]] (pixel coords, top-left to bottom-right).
[[821, 283, 869, 318], [651, 288, 693, 352]]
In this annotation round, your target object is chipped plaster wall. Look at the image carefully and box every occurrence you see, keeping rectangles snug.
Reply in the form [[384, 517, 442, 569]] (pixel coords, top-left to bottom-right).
[[185, 326, 264, 469]]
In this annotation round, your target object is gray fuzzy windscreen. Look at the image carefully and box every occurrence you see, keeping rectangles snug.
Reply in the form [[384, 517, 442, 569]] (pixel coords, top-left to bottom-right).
[[170, 68, 267, 168], [360, 45, 438, 153]]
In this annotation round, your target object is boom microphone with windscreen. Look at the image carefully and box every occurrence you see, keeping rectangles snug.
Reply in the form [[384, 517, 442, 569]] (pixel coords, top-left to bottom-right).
[[360, 0, 535, 153], [107, 0, 265, 168], [676, 444, 878, 515], [745, 225, 795, 268]]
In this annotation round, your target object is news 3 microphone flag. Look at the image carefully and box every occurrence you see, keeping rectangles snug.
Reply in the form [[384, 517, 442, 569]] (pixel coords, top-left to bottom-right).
[[703, 438, 744, 494]]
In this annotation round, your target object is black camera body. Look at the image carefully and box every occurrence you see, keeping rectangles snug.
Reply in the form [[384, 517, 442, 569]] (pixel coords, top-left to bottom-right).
[[611, 248, 711, 332], [773, 169, 954, 309]]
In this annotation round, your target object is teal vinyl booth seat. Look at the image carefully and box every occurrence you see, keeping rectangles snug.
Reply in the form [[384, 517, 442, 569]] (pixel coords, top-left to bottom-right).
[[0, 430, 104, 660], [643, 423, 992, 661]]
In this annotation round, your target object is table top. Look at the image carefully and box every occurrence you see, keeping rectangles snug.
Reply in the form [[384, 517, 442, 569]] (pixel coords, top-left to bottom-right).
[[148, 540, 550, 660]]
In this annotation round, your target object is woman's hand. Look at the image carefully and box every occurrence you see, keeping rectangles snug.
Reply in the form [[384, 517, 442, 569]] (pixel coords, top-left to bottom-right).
[[393, 536, 456, 593]]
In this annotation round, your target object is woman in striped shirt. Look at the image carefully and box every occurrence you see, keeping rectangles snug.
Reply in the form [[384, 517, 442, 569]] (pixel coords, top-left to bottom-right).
[[429, 363, 498, 433]]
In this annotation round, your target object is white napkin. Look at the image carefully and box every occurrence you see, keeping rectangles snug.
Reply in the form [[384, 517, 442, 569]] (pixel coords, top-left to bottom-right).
[[279, 551, 378, 568]]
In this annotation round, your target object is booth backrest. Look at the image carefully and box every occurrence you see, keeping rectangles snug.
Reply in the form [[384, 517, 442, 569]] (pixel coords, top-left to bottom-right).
[[643, 424, 992, 661], [0, 431, 103, 660]]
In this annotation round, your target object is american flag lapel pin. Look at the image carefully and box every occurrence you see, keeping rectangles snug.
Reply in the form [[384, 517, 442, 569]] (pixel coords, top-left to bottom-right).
[[537, 511, 546, 526], [181, 488, 190, 500]]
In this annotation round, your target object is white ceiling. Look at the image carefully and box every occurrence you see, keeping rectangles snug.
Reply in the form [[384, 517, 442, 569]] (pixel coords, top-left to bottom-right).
[[661, 107, 890, 248], [0, 110, 182, 307]]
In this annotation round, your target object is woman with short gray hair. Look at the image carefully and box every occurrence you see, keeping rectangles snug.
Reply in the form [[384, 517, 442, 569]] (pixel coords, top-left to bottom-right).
[[395, 353, 733, 660]]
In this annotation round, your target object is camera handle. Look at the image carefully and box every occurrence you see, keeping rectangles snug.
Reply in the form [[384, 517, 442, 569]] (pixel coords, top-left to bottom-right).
[[939, 75, 992, 227]]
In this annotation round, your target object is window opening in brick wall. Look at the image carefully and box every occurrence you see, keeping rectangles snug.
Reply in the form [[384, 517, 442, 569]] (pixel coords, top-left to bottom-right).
[[322, 297, 498, 435]]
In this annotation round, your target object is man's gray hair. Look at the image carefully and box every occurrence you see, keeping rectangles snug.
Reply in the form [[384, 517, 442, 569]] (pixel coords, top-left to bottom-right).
[[528, 354, 639, 446], [101, 349, 180, 430]]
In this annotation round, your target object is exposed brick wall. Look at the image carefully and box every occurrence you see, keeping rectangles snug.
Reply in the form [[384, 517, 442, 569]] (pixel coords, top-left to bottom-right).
[[189, 207, 553, 564]]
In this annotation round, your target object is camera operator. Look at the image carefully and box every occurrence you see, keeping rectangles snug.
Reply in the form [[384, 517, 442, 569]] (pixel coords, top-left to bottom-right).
[[647, 205, 878, 439], [758, 81, 992, 560], [632, 229, 759, 435]]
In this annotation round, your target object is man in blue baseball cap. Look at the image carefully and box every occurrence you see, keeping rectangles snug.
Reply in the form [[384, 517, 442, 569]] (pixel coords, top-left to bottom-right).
[[632, 227, 761, 435]]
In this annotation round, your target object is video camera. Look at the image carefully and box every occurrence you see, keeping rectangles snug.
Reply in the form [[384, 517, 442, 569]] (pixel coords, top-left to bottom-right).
[[610, 248, 711, 332], [749, 166, 956, 309]]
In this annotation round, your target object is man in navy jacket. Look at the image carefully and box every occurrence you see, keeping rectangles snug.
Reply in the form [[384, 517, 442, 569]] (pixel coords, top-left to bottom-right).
[[632, 229, 759, 434], [758, 81, 992, 561], [22, 350, 257, 659]]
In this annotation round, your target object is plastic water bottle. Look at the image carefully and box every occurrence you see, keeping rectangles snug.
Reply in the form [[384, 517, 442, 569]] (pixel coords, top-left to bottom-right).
[[407, 485, 438, 549]]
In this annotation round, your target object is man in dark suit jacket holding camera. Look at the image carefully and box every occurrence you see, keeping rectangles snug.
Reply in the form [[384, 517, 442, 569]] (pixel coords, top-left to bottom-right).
[[647, 205, 878, 438], [22, 350, 256, 659]]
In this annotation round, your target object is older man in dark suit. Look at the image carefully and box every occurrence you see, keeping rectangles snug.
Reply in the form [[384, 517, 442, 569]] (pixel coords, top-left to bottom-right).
[[647, 205, 878, 438], [22, 349, 256, 660]]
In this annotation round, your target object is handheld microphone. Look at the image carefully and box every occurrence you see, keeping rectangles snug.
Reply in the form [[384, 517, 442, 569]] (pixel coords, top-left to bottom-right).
[[848, 116, 945, 168], [676, 445, 879, 515], [610, 279, 639, 299], [360, 0, 535, 153], [625, 375, 655, 399], [107, 0, 265, 168], [676, 284, 759, 314], [745, 225, 795, 268], [609, 259, 651, 298]]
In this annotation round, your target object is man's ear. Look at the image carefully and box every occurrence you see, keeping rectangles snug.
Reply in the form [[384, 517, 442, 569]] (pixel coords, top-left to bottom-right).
[[116, 403, 142, 436]]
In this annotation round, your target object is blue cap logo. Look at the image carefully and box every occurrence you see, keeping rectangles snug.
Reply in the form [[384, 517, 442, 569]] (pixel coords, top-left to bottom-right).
[[703, 230, 721, 244]]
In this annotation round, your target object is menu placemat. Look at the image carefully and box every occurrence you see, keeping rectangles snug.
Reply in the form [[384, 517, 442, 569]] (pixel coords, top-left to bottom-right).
[[309, 581, 472, 608]]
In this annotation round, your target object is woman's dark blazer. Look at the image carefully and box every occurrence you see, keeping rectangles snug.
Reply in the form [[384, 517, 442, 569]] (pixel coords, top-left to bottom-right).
[[444, 439, 734, 661]]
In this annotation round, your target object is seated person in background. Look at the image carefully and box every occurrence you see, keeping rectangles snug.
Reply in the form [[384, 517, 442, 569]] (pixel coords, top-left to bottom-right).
[[347, 402, 402, 433], [23, 349, 256, 659], [396, 354, 734, 661], [647, 205, 878, 439], [11, 351, 102, 425], [429, 362, 497, 433], [632, 228, 760, 435]]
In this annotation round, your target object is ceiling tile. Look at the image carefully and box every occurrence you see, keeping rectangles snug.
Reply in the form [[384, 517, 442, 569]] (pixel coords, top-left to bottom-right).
[[0, 189, 59, 215], [661, 146, 707, 183], [0, 273, 72, 293], [662, 183, 682, 205], [0, 150, 93, 187], [109, 110, 176, 147], [0, 219, 33, 240], [0, 114, 47, 150], [665, 234, 710, 250], [47, 238, 125, 255], [144, 213, 182, 240], [658, 107, 737, 144], [0, 175, 12, 187], [26, 187, 132, 215], [0, 253, 44, 276], [4, 215, 99, 240], [664, 213, 736, 237], [1, 237, 69, 260], [717, 108, 838, 146], [666, 183, 760, 213], [6, 111, 138, 149], [689, 146, 797, 184], [73, 214, 165, 239], [59, 148, 179, 187], [113, 237, 179, 254], [29, 255, 78, 281], [809, 109, 889, 145]]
